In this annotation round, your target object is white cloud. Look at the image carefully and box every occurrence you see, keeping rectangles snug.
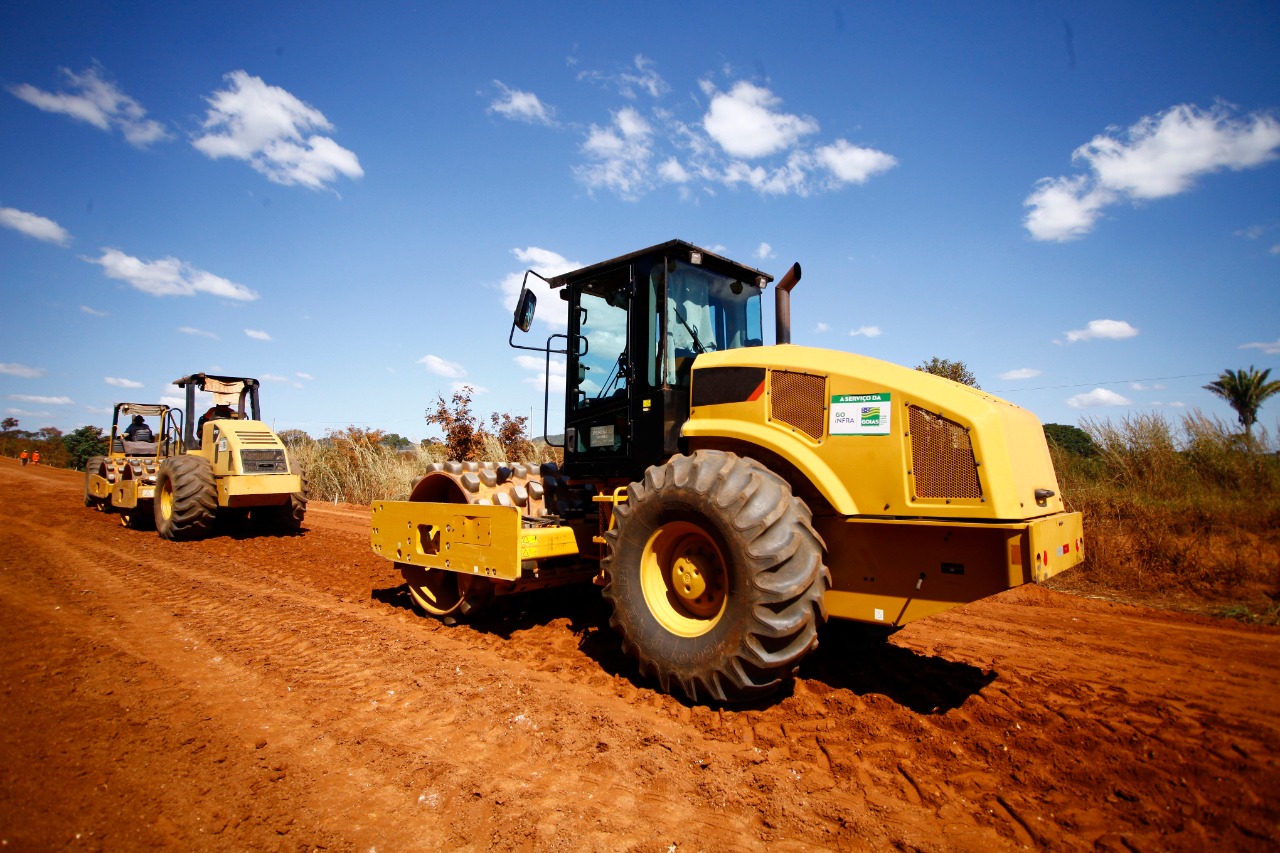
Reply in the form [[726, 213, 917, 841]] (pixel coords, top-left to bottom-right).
[[1064, 319, 1139, 343], [1000, 368, 1042, 381], [0, 363, 45, 378], [419, 354, 467, 379], [450, 381, 486, 395], [81, 305, 108, 317], [1026, 103, 1280, 241], [8, 394, 73, 405], [617, 55, 668, 100], [559, 66, 894, 200], [815, 322, 830, 333], [1129, 382, 1165, 391], [516, 354, 567, 393], [6, 408, 50, 417], [1152, 400, 1187, 408], [8, 64, 170, 148], [577, 54, 669, 101], [87, 248, 259, 301], [244, 329, 272, 341], [192, 71, 363, 190], [0, 206, 71, 245], [296, 372, 314, 381], [179, 326, 218, 339], [489, 82, 554, 125], [1024, 177, 1115, 242], [260, 373, 289, 382], [754, 242, 773, 260], [849, 325, 882, 338], [1241, 338, 1280, 355], [814, 139, 898, 186], [1067, 388, 1132, 408], [703, 82, 819, 159], [501, 246, 580, 329], [575, 107, 654, 199], [657, 157, 690, 184], [104, 376, 143, 389]]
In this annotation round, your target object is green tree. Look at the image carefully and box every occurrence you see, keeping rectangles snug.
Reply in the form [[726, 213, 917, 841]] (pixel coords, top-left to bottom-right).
[[1043, 423, 1097, 457], [63, 425, 108, 471], [277, 428, 313, 449], [381, 432, 412, 452], [33, 426, 69, 467], [1203, 366, 1280, 443], [1, 417, 17, 433], [915, 357, 979, 388]]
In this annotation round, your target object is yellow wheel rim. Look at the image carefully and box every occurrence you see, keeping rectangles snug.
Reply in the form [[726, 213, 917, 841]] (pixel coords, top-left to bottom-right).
[[158, 478, 173, 521], [640, 521, 728, 637]]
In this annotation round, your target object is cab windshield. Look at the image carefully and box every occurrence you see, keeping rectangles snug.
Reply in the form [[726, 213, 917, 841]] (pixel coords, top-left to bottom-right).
[[659, 260, 762, 385]]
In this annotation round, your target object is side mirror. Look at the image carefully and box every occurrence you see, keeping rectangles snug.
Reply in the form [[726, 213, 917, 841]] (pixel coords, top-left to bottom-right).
[[514, 287, 537, 333]]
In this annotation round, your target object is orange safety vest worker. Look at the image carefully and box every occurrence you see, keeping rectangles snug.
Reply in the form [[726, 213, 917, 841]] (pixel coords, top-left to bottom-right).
[[19, 450, 28, 465], [31, 451, 40, 465]]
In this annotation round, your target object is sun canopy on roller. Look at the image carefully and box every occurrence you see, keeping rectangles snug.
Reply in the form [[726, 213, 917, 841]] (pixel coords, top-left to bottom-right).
[[172, 373, 263, 448]]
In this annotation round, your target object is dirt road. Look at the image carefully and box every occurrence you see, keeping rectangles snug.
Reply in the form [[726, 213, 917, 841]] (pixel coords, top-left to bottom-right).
[[1, 458, 1277, 851]]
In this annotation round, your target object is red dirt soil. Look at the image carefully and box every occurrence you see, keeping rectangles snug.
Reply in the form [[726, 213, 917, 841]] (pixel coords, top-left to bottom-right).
[[1, 457, 1277, 851]]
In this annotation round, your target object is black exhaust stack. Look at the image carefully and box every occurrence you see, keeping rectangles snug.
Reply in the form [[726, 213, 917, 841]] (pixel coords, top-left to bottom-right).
[[774, 262, 801, 345]]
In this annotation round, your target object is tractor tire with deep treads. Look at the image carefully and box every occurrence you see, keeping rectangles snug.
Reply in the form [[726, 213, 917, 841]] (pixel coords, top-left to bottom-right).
[[602, 449, 830, 704], [83, 456, 106, 508], [154, 455, 217, 541]]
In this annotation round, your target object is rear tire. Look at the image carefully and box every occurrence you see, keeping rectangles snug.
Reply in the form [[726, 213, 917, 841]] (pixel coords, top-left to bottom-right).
[[602, 450, 829, 704], [83, 456, 106, 508], [154, 455, 217, 541]]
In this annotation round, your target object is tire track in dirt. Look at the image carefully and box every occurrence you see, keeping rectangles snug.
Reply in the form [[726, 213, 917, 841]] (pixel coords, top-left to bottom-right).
[[5, 486, 902, 849]]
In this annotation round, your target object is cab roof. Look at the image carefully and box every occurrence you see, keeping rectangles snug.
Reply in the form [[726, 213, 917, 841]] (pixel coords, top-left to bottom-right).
[[172, 373, 260, 389], [544, 239, 773, 290]]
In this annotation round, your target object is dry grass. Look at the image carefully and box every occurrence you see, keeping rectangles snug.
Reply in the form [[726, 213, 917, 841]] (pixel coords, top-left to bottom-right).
[[1046, 411, 1280, 625], [288, 428, 560, 505]]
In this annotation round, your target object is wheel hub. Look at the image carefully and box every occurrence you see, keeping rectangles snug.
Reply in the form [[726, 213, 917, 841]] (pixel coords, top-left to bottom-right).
[[640, 522, 728, 635], [670, 546, 722, 617]]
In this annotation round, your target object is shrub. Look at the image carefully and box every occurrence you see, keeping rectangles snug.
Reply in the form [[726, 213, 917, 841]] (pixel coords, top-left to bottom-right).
[[1048, 410, 1280, 616]]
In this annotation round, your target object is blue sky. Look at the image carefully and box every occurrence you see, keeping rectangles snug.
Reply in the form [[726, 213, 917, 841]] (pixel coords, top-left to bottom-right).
[[2, 2, 1278, 444]]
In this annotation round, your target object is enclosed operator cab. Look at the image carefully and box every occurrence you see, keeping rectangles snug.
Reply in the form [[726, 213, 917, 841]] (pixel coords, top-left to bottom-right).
[[524, 240, 770, 482]]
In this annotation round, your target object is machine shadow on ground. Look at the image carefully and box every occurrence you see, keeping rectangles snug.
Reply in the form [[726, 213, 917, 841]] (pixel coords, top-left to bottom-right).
[[371, 581, 993, 713]]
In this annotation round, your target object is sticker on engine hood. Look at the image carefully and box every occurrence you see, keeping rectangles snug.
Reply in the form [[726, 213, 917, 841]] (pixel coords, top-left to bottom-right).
[[831, 393, 891, 436]]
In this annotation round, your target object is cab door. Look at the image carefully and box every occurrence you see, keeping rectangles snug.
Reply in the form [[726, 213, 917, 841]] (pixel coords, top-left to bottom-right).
[[564, 269, 633, 476]]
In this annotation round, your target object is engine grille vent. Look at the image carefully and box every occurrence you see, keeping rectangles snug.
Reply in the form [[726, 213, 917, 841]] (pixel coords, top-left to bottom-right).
[[908, 406, 982, 499], [770, 371, 826, 441], [237, 430, 280, 446]]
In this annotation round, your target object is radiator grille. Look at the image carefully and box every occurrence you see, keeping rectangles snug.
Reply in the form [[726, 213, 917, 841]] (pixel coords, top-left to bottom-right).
[[908, 406, 982, 499], [770, 371, 826, 441], [237, 430, 280, 446]]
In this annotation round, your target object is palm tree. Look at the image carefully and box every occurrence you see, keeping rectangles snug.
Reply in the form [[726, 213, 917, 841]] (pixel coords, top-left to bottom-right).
[[1203, 366, 1280, 444]]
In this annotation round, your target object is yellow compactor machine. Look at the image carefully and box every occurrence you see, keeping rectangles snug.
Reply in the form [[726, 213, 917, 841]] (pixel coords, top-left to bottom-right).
[[159, 373, 306, 540], [371, 241, 1084, 703], [87, 376, 307, 540], [84, 401, 182, 529]]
